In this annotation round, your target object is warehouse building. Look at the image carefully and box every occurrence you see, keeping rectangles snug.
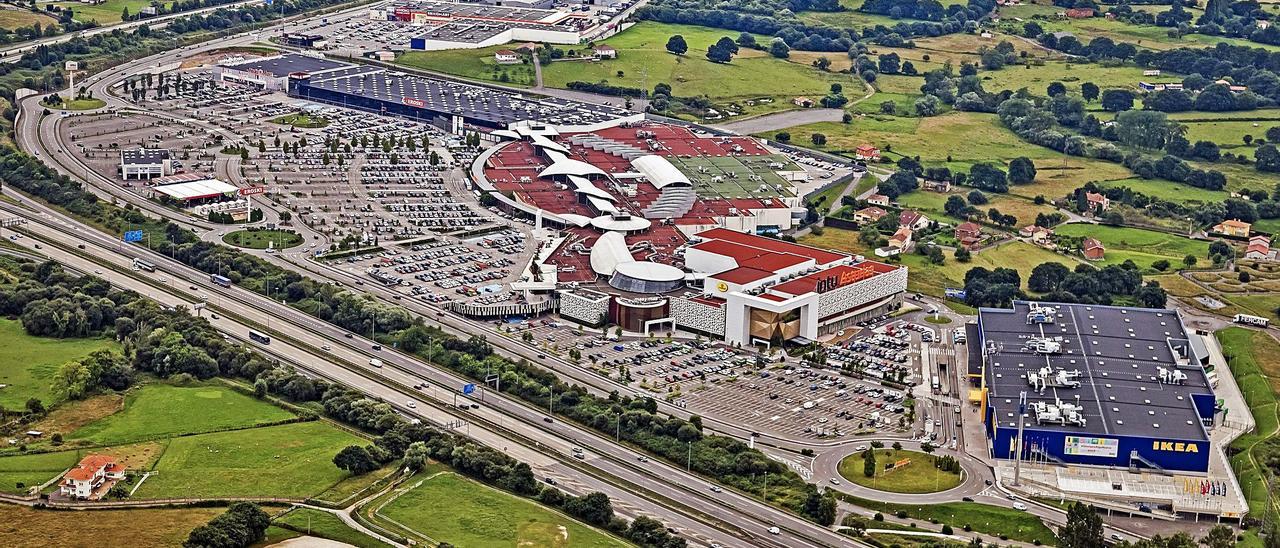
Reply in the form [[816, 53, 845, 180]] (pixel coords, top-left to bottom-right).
[[978, 301, 1216, 473], [215, 53, 348, 91], [119, 148, 171, 180]]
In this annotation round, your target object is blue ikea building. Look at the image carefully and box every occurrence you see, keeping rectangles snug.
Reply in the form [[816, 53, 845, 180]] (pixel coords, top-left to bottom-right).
[[978, 301, 1216, 473]]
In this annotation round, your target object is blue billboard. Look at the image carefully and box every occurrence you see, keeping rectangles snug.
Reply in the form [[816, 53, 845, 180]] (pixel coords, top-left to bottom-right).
[[123, 230, 145, 242], [462, 383, 476, 395]]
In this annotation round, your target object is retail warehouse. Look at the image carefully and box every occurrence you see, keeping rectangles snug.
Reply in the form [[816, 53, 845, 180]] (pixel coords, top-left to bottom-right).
[[978, 301, 1217, 473]]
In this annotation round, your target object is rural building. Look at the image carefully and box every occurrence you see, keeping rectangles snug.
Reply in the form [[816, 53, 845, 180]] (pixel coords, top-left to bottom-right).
[[1214, 79, 1248, 93], [898, 209, 930, 231], [119, 148, 171, 180], [792, 97, 814, 108], [867, 194, 890, 207], [1082, 237, 1105, 260], [1085, 191, 1109, 212], [854, 144, 881, 161], [1064, 7, 1094, 18], [592, 44, 617, 59], [922, 179, 951, 192], [955, 222, 983, 248], [1212, 219, 1251, 238], [888, 227, 913, 252], [854, 206, 887, 224], [1138, 81, 1183, 93], [494, 49, 520, 64], [1143, 69, 1161, 77], [1245, 235, 1275, 261], [60, 455, 124, 500], [1020, 225, 1054, 245]]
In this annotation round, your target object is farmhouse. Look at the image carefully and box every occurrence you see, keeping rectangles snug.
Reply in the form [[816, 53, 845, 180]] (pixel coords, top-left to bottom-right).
[[898, 209, 930, 231], [1020, 225, 1054, 245], [867, 194, 890, 207], [922, 179, 951, 192], [854, 144, 881, 161], [854, 206, 888, 224], [1085, 191, 1109, 212], [60, 455, 124, 500], [1211, 219, 1251, 238], [1064, 7, 1094, 18], [1082, 237, 1105, 261], [955, 222, 983, 248], [1246, 235, 1276, 261], [494, 49, 520, 64], [592, 44, 617, 59]]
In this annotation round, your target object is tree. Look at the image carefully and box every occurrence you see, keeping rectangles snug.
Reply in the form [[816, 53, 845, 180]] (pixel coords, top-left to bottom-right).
[[803, 488, 837, 526], [565, 492, 614, 526], [813, 57, 832, 71], [1152, 259, 1170, 272], [1201, 525, 1234, 548], [25, 398, 44, 415], [185, 503, 270, 548], [944, 195, 968, 217], [705, 42, 732, 63], [1183, 254, 1198, 268], [810, 133, 827, 146], [1081, 82, 1099, 102], [1058, 502, 1103, 548], [1008, 157, 1036, 184], [1047, 81, 1067, 97], [768, 38, 790, 59], [859, 224, 882, 246], [1257, 144, 1280, 173], [1028, 262, 1071, 293], [774, 131, 790, 143], [403, 441, 429, 471], [1101, 89, 1135, 112], [333, 445, 379, 475], [665, 35, 687, 55], [862, 448, 877, 477]]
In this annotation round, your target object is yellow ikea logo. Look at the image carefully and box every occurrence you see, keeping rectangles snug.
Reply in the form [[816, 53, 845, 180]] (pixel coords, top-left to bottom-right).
[[1152, 441, 1199, 453]]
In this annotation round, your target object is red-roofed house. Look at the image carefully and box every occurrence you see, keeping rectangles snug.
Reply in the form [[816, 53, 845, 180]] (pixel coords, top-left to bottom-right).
[[1020, 225, 1054, 245], [593, 44, 617, 59], [1085, 192, 1109, 213], [898, 209, 930, 231], [955, 222, 983, 248], [867, 194, 891, 207], [855, 144, 881, 161], [854, 206, 888, 224], [1082, 237, 1105, 261], [1064, 7, 1094, 18], [1212, 219, 1252, 238], [889, 227, 914, 252], [60, 454, 124, 500], [494, 50, 520, 64], [1246, 235, 1275, 261]]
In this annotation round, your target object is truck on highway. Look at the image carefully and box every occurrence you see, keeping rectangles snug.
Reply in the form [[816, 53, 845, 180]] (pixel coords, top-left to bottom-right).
[[133, 258, 156, 272], [210, 274, 231, 287]]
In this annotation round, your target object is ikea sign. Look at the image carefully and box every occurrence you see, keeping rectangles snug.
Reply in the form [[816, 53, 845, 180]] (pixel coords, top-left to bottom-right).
[[1152, 441, 1200, 453]]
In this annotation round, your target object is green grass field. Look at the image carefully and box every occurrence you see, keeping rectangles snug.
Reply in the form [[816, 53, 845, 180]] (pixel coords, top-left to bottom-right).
[[1052, 223, 1209, 271], [397, 45, 536, 87], [375, 472, 626, 548], [838, 449, 962, 494], [276, 507, 384, 548], [223, 229, 304, 250], [1219, 328, 1280, 523], [980, 61, 1150, 97], [51, 0, 170, 24], [0, 505, 224, 546], [0, 450, 79, 494], [69, 384, 296, 446], [0, 8, 56, 30], [995, 2, 1280, 52], [0, 319, 119, 409], [839, 494, 1058, 545], [269, 112, 329, 128], [1095, 177, 1227, 204], [898, 188, 1055, 229], [134, 420, 364, 499], [539, 22, 849, 115]]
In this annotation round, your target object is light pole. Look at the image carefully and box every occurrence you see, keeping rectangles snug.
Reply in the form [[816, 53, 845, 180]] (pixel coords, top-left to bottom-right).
[[615, 410, 622, 442], [686, 441, 692, 472]]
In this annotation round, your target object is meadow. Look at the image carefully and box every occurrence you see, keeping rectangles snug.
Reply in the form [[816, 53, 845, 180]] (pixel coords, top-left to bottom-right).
[[0, 318, 118, 409], [276, 507, 385, 548], [134, 420, 364, 499], [0, 8, 56, 30], [1052, 224, 1208, 272], [222, 228, 304, 250], [50, 0, 169, 24], [0, 505, 223, 546], [397, 45, 537, 87], [838, 448, 962, 494], [1219, 328, 1280, 527], [374, 472, 626, 548], [68, 384, 297, 446]]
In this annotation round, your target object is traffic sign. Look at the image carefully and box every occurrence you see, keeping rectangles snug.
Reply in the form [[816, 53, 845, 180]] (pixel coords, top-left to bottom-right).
[[462, 383, 476, 395], [123, 230, 144, 242], [238, 186, 266, 197]]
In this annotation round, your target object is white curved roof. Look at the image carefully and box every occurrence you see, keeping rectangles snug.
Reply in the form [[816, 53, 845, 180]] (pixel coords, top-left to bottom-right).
[[540, 150, 606, 178], [557, 213, 593, 227], [530, 133, 570, 154], [587, 196, 619, 214], [591, 214, 651, 232], [631, 155, 691, 189], [491, 129, 520, 140], [614, 261, 684, 283], [569, 175, 615, 201], [590, 231, 633, 276]]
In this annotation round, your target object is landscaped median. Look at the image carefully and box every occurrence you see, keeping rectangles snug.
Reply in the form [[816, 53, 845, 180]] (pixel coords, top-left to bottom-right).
[[835, 493, 1059, 546]]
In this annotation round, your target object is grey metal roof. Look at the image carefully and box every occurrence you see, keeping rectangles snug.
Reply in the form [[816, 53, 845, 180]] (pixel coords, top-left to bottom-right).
[[223, 53, 348, 78], [979, 301, 1212, 442], [120, 148, 169, 164]]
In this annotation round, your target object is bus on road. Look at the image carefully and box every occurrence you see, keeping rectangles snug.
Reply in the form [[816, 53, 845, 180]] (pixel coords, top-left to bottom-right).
[[1234, 314, 1270, 327], [931, 375, 941, 394], [248, 330, 270, 345], [133, 258, 156, 272], [210, 274, 232, 288]]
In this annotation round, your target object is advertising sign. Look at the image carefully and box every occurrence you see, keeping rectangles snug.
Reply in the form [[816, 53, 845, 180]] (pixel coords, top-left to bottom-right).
[[238, 186, 266, 197], [403, 97, 426, 108], [1064, 435, 1119, 458], [123, 230, 145, 242]]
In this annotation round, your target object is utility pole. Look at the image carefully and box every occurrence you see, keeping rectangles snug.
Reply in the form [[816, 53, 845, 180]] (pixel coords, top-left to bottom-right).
[[686, 441, 692, 472], [1014, 390, 1027, 487]]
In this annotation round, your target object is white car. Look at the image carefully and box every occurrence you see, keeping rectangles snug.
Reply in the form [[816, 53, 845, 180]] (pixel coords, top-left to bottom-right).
[[829, 478, 841, 485], [854, 445, 867, 452], [406, 400, 416, 409], [768, 526, 781, 535], [710, 486, 722, 493], [1012, 502, 1027, 511]]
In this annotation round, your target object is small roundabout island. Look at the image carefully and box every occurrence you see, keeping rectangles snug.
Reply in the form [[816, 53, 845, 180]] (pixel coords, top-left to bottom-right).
[[837, 446, 963, 494], [222, 229, 304, 250]]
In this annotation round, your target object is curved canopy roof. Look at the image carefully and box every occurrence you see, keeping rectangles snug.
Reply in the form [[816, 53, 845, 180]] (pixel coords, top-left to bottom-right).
[[540, 149, 606, 178], [530, 133, 570, 154], [614, 261, 684, 283], [591, 214, 651, 232], [630, 155, 691, 190], [589, 231, 633, 276], [557, 213, 594, 227], [569, 175, 616, 202]]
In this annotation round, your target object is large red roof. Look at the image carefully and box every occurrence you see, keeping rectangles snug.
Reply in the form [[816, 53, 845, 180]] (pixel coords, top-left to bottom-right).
[[771, 263, 897, 296], [713, 266, 775, 284], [693, 228, 847, 265]]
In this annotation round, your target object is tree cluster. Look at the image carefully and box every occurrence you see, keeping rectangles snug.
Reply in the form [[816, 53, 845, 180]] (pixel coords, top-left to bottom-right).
[[184, 502, 271, 548]]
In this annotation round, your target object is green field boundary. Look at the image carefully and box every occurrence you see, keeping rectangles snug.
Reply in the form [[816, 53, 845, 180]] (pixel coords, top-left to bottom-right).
[[1218, 328, 1280, 525]]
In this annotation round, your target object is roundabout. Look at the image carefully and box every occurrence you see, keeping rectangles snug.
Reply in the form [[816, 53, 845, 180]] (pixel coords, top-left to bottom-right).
[[222, 229, 304, 250], [837, 447, 963, 494]]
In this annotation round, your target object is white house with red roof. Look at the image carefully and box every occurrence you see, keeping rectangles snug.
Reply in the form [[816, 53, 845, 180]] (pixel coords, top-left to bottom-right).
[[1085, 192, 1109, 213], [1246, 235, 1276, 261], [854, 144, 880, 161], [60, 454, 124, 500], [898, 209, 930, 231], [592, 44, 617, 59], [867, 194, 891, 207], [494, 50, 520, 64]]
